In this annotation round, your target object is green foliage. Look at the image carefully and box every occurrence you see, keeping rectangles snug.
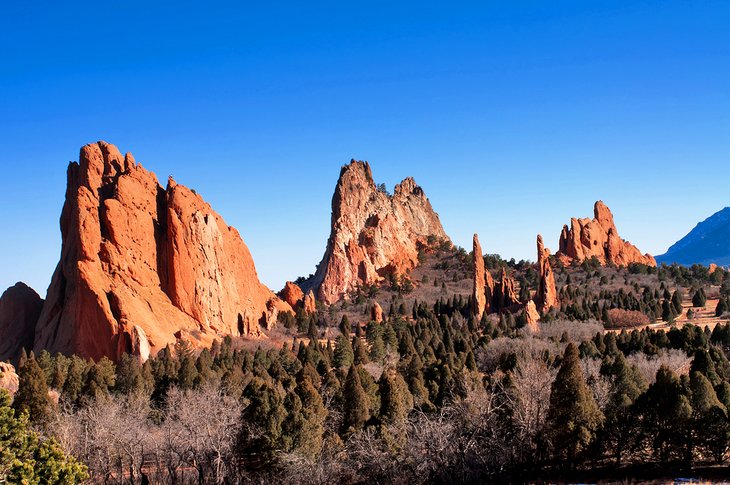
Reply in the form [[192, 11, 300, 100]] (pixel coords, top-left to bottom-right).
[[1, 389, 88, 483], [342, 365, 369, 433], [13, 356, 52, 425], [546, 343, 603, 462]]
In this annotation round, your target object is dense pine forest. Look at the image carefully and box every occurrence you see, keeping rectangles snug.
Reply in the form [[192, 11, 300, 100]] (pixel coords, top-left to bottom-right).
[[4, 249, 730, 483]]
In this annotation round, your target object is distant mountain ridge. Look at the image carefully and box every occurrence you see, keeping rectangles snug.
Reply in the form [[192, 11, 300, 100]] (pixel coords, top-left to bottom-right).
[[656, 207, 730, 266]]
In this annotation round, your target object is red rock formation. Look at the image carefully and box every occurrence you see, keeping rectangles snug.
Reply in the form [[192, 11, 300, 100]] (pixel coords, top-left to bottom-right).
[[371, 301, 384, 323], [303, 290, 317, 315], [709, 263, 719, 274], [535, 235, 559, 314], [0, 362, 19, 396], [494, 268, 520, 313], [523, 300, 541, 333], [471, 234, 486, 320], [471, 234, 495, 320], [305, 161, 449, 304], [0, 283, 43, 364], [33, 141, 291, 362], [557, 201, 656, 267], [280, 281, 305, 309]]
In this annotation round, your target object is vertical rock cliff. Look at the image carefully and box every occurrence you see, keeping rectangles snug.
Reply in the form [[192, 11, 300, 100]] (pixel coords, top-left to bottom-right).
[[33, 141, 290, 361], [306, 160, 449, 304], [535, 234, 559, 314]]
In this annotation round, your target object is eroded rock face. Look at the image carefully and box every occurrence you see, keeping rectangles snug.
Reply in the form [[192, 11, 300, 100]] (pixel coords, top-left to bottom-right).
[[280, 281, 305, 309], [523, 300, 541, 333], [494, 268, 520, 313], [305, 161, 449, 304], [33, 141, 291, 362], [535, 235, 559, 314], [471, 234, 495, 320], [557, 201, 656, 267], [0, 362, 19, 396], [303, 290, 317, 315], [0, 283, 43, 364]]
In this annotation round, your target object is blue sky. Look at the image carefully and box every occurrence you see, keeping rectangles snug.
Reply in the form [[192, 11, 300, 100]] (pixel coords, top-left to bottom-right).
[[1, 1, 729, 295]]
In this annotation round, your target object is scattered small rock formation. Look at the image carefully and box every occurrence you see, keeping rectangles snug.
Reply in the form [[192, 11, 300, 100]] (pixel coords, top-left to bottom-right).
[[494, 268, 520, 313], [523, 300, 541, 333], [535, 235, 559, 314], [305, 160, 449, 304], [0, 283, 44, 364], [280, 281, 305, 309], [303, 290, 317, 315], [709, 263, 719, 274], [0, 362, 19, 396], [471, 234, 495, 320], [556, 201, 656, 267], [32, 141, 291, 362], [371, 301, 384, 323]]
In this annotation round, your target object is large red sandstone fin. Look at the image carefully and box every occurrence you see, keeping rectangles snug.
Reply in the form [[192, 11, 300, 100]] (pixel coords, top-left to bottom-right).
[[33, 141, 291, 362]]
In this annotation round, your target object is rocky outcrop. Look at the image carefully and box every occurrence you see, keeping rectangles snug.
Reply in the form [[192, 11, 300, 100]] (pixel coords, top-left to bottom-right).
[[557, 201, 656, 267], [494, 268, 520, 313], [523, 300, 540, 333], [0, 283, 43, 364], [280, 281, 305, 309], [303, 290, 317, 315], [471, 234, 495, 320], [535, 235, 559, 314], [33, 141, 291, 362], [709, 264, 719, 274], [0, 362, 19, 396], [371, 301, 384, 323], [305, 160, 449, 304]]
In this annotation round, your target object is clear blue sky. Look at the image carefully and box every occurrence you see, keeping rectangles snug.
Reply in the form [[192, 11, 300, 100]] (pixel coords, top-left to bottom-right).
[[1, 1, 729, 295]]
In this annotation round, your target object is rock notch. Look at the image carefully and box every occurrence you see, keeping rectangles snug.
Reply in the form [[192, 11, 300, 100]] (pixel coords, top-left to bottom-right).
[[0, 283, 44, 364], [304, 160, 449, 304], [556, 201, 656, 267], [535, 235, 559, 314], [494, 267, 520, 313], [33, 141, 291, 362]]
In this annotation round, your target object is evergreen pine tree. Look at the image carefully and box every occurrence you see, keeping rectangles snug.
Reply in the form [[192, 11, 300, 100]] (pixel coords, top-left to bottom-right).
[[13, 356, 52, 425], [546, 343, 603, 464], [342, 365, 369, 433], [692, 288, 707, 308], [333, 334, 354, 369], [378, 368, 413, 425]]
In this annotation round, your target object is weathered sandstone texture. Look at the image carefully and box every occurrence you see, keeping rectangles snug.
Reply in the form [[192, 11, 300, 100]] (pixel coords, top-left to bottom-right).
[[557, 201, 656, 267], [535, 235, 559, 314], [471, 234, 495, 320], [33, 141, 290, 361], [371, 301, 384, 323], [305, 160, 449, 304]]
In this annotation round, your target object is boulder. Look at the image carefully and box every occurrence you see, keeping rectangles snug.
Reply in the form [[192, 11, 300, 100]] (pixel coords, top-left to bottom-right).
[[280, 281, 305, 309], [371, 301, 384, 323]]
